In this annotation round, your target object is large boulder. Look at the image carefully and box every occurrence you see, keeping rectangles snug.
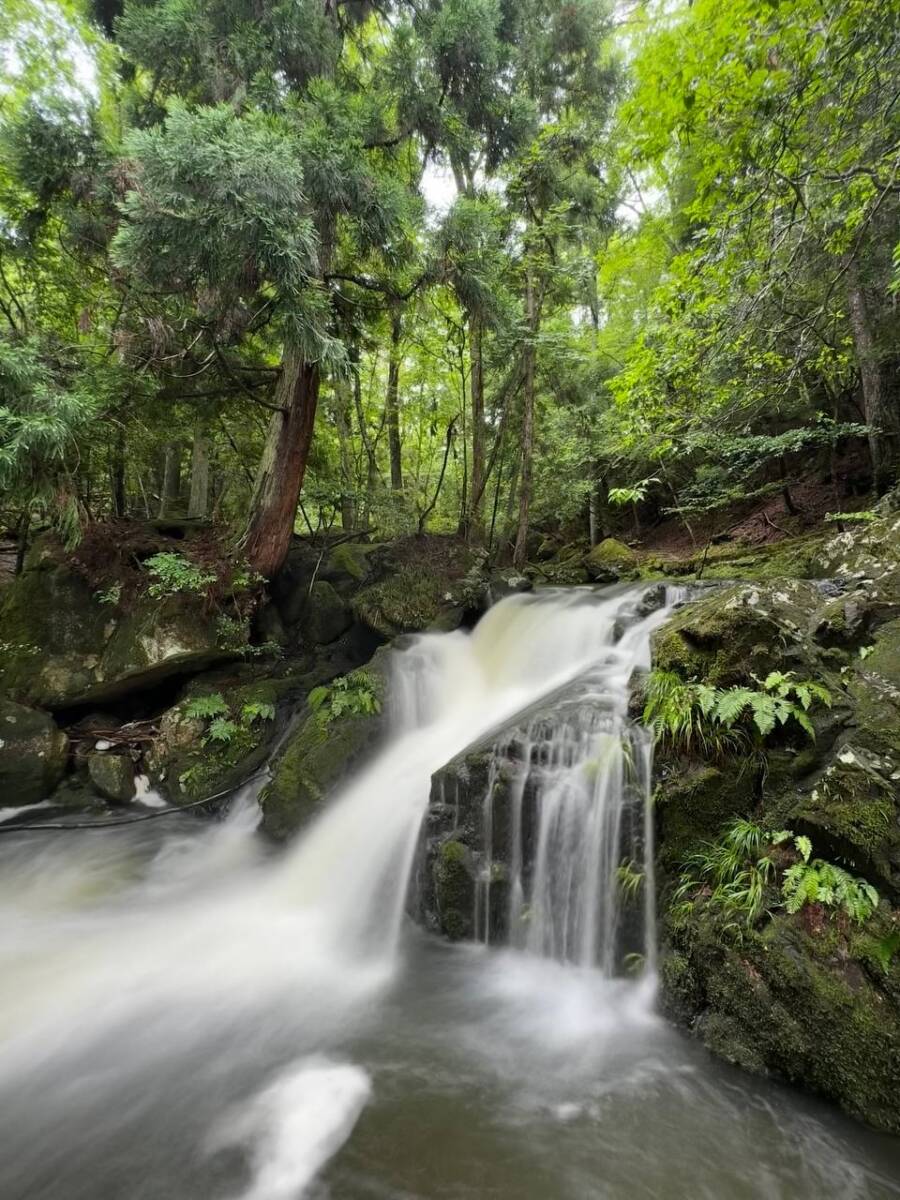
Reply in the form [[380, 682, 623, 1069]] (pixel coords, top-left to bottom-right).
[[305, 581, 352, 645], [147, 670, 291, 804], [652, 578, 900, 1131], [651, 580, 830, 687], [0, 698, 69, 805], [0, 539, 241, 709], [351, 538, 485, 638], [259, 652, 390, 840], [583, 537, 639, 583]]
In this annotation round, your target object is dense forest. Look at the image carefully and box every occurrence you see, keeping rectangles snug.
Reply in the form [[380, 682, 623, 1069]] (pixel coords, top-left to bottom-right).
[[2, 0, 897, 577]]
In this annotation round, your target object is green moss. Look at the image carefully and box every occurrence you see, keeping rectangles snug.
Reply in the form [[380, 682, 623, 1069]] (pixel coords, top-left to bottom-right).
[[260, 662, 387, 840], [655, 762, 758, 870], [326, 542, 373, 583], [662, 899, 900, 1130], [583, 537, 639, 582], [352, 564, 451, 637], [433, 839, 475, 941]]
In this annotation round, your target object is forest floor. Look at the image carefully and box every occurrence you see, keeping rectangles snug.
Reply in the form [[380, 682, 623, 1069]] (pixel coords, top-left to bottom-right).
[[634, 453, 874, 561]]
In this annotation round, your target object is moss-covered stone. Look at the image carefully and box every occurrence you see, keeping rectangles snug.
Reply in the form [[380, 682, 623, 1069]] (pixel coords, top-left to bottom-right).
[[583, 537, 639, 583], [655, 761, 757, 871], [652, 559, 900, 1131], [87, 752, 135, 804], [324, 542, 374, 585], [352, 564, 456, 637], [259, 652, 389, 840], [148, 674, 287, 804], [660, 909, 900, 1132], [651, 581, 824, 686], [0, 540, 240, 708], [433, 840, 477, 941], [0, 698, 69, 805], [305, 580, 352, 645]]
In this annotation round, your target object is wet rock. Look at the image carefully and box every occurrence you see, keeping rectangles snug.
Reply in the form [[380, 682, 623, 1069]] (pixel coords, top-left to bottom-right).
[[259, 652, 390, 840], [651, 580, 827, 687], [87, 752, 136, 804], [652, 572, 900, 1131], [0, 698, 69, 806]]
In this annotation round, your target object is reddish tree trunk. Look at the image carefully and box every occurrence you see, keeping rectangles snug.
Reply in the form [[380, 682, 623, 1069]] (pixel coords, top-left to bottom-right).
[[241, 344, 320, 577]]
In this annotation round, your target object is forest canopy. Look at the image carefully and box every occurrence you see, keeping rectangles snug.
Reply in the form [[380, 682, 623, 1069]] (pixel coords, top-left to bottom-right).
[[1, 0, 898, 575]]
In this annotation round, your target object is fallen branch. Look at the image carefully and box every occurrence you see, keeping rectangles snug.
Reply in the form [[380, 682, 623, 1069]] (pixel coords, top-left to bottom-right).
[[0, 771, 268, 834]]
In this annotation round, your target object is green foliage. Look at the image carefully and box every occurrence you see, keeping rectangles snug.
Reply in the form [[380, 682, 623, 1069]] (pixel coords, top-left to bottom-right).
[[145, 553, 217, 599], [781, 858, 879, 924], [308, 671, 381, 728], [675, 819, 775, 935], [183, 693, 229, 721], [616, 859, 644, 901], [644, 670, 830, 750], [241, 700, 275, 725], [184, 691, 274, 747], [204, 717, 239, 746], [825, 511, 876, 524], [676, 819, 880, 935]]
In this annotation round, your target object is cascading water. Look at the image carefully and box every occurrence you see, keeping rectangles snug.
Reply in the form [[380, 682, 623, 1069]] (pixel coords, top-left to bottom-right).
[[428, 586, 680, 976], [2, 583, 899, 1200]]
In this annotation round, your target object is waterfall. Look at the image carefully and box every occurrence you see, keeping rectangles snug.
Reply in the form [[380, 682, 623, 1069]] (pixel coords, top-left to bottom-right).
[[274, 584, 681, 972], [417, 585, 685, 974]]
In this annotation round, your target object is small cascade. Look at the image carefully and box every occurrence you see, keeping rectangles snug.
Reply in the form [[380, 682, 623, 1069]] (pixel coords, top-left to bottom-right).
[[423, 584, 684, 976], [477, 683, 655, 973]]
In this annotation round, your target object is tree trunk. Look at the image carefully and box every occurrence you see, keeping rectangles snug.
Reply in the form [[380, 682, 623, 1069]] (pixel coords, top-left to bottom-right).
[[188, 423, 210, 519], [110, 424, 126, 518], [846, 258, 896, 492], [241, 342, 320, 577], [513, 271, 537, 570], [466, 313, 486, 540], [588, 481, 603, 547], [158, 442, 182, 519], [385, 311, 403, 492], [334, 378, 357, 531]]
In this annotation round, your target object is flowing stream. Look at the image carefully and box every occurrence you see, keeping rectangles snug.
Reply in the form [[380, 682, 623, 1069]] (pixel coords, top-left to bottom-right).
[[1, 586, 899, 1199]]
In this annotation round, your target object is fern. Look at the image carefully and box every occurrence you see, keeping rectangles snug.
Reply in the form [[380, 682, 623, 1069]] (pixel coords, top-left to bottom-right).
[[644, 670, 829, 754], [617, 860, 644, 901], [781, 858, 879, 923], [203, 717, 239, 745], [241, 700, 275, 724], [183, 693, 229, 720], [309, 671, 381, 728]]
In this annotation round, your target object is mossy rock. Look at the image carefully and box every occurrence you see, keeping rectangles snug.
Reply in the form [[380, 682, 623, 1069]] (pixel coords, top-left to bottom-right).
[[685, 533, 832, 582], [432, 839, 477, 940], [323, 542, 375, 586], [259, 652, 389, 840], [305, 580, 352, 645], [661, 909, 900, 1132], [352, 564, 457, 637], [583, 537, 639, 583], [0, 698, 69, 805], [87, 752, 135, 804], [655, 761, 757, 871], [651, 581, 825, 687], [0, 539, 240, 709], [148, 675, 286, 804]]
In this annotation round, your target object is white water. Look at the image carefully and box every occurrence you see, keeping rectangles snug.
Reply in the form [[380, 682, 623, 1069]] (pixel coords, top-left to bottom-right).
[[3, 585, 899, 1199]]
